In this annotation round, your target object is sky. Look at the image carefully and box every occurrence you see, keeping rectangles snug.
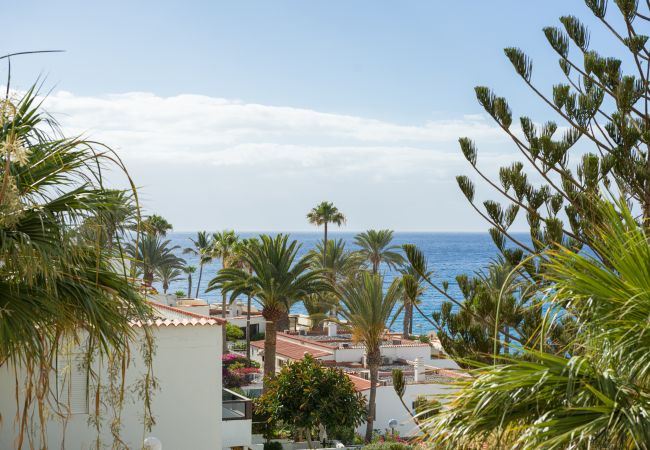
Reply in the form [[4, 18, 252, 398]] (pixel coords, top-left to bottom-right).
[[3, 1, 622, 231]]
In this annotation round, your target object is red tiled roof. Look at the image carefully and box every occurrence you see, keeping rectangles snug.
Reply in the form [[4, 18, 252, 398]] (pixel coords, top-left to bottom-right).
[[347, 373, 374, 392], [251, 338, 333, 360], [145, 301, 227, 325], [131, 318, 221, 327]]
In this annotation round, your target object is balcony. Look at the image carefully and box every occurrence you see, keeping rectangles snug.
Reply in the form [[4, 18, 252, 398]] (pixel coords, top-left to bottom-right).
[[222, 388, 253, 449], [222, 388, 252, 420]]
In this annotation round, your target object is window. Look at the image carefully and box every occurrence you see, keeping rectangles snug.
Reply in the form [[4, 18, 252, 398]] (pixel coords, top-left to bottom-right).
[[56, 352, 89, 415]]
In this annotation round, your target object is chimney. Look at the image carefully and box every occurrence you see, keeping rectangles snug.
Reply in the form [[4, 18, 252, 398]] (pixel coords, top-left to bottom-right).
[[414, 357, 423, 383], [328, 321, 337, 337]]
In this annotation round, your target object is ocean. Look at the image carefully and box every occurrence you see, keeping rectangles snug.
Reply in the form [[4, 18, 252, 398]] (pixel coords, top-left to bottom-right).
[[155, 232, 515, 334]]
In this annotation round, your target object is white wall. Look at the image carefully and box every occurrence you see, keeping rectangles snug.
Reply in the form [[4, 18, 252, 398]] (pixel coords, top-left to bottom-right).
[[0, 324, 223, 450], [223, 418, 253, 448], [357, 383, 457, 437]]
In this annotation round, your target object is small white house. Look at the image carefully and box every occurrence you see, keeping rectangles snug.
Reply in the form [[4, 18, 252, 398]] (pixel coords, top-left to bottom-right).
[[0, 302, 253, 450]]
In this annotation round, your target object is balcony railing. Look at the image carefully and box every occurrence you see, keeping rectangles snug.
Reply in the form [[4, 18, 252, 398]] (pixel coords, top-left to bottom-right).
[[222, 388, 252, 421]]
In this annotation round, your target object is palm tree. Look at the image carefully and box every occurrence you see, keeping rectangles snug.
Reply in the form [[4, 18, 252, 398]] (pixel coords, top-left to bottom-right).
[[337, 272, 402, 442], [126, 234, 183, 286], [141, 214, 173, 236], [0, 84, 151, 444], [398, 251, 432, 337], [208, 234, 329, 380], [307, 239, 363, 329], [156, 263, 185, 294], [354, 229, 404, 274], [182, 265, 197, 298], [424, 202, 650, 449], [307, 201, 346, 263], [183, 231, 214, 298], [212, 230, 239, 317]]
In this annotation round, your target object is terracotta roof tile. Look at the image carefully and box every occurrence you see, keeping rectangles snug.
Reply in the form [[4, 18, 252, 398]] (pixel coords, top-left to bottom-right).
[[251, 337, 333, 360]]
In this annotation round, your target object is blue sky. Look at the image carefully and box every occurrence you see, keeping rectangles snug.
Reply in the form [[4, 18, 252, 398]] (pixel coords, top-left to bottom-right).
[[3, 1, 621, 231]]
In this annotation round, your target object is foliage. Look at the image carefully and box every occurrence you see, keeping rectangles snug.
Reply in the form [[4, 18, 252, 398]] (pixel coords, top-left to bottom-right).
[[455, 0, 650, 274], [256, 355, 366, 447], [337, 272, 402, 442], [208, 234, 329, 378], [155, 262, 184, 293], [362, 442, 412, 450], [140, 214, 173, 236], [226, 322, 245, 341], [174, 289, 185, 297], [423, 202, 650, 449], [0, 84, 153, 444], [126, 234, 183, 286], [412, 396, 440, 421], [263, 442, 283, 450], [183, 231, 213, 297], [354, 229, 404, 274]]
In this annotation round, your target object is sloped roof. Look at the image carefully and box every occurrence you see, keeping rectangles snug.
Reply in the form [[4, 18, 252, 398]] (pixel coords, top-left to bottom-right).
[[251, 337, 334, 360], [131, 301, 226, 327], [346, 373, 375, 392]]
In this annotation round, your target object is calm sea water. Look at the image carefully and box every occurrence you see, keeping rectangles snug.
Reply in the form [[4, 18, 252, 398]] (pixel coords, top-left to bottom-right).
[[155, 232, 517, 333]]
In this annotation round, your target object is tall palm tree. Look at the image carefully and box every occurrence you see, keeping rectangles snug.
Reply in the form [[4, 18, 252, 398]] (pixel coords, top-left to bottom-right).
[[307, 201, 346, 263], [182, 265, 197, 298], [212, 230, 239, 318], [141, 214, 173, 236], [354, 229, 404, 274], [208, 234, 329, 380], [156, 263, 184, 294], [0, 84, 151, 443], [126, 234, 183, 286], [183, 231, 213, 298], [398, 251, 432, 337], [337, 272, 402, 442], [424, 202, 650, 449], [307, 239, 364, 329]]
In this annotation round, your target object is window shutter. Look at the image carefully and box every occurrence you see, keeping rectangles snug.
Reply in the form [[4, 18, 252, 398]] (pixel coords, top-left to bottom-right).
[[57, 352, 89, 415]]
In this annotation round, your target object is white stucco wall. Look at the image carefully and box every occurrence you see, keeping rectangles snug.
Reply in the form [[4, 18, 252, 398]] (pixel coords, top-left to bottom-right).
[[357, 383, 457, 437], [223, 418, 253, 448], [0, 324, 224, 450]]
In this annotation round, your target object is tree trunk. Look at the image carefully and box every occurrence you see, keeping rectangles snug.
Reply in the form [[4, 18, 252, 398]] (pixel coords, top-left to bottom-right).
[[222, 292, 228, 319], [163, 281, 169, 294], [187, 274, 192, 298], [195, 264, 203, 298], [246, 295, 252, 361], [276, 310, 290, 331], [323, 222, 328, 266], [263, 319, 277, 385], [409, 305, 414, 335], [365, 348, 380, 442], [403, 299, 410, 338]]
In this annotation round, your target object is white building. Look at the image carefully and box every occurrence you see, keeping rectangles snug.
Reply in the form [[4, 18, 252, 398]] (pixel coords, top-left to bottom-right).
[[0, 302, 253, 450], [250, 325, 461, 371]]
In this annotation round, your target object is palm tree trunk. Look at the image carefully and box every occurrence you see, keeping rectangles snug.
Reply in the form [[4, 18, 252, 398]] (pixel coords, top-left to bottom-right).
[[403, 300, 410, 338], [222, 291, 230, 355], [409, 305, 414, 335], [246, 295, 252, 361], [163, 281, 169, 294], [504, 325, 510, 355], [323, 222, 328, 265], [195, 264, 203, 298], [187, 275, 192, 298], [365, 348, 380, 442], [263, 320, 277, 386]]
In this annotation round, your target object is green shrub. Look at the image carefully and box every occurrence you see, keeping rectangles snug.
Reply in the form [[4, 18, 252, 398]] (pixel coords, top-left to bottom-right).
[[263, 442, 283, 450], [362, 443, 412, 450], [418, 334, 430, 344], [251, 331, 265, 341], [174, 290, 185, 298], [226, 323, 245, 340]]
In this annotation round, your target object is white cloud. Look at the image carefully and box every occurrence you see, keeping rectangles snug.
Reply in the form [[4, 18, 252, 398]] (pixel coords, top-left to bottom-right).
[[37, 90, 519, 230]]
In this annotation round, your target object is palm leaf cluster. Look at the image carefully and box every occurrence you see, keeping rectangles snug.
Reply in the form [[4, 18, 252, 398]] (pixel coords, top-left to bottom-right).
[[423, 203, 650, 449], [0, 86, 151, 441]]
